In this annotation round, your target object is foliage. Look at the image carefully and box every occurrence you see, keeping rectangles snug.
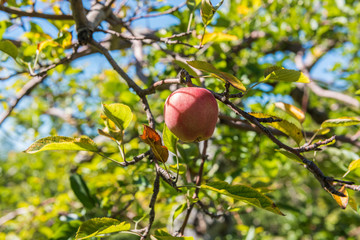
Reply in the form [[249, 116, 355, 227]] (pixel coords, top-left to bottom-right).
[[1, 0, 360, 239]]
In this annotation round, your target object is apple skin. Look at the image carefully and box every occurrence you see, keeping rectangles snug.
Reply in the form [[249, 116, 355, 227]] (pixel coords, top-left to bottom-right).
[[164, 87, 218, 142]]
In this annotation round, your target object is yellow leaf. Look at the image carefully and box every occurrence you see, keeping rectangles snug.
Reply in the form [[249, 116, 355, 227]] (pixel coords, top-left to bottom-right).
[[274, 102, 305, 123], [249, 112, 303, 145], [202, 32, 238, 44], [331, 186, 349, 209]]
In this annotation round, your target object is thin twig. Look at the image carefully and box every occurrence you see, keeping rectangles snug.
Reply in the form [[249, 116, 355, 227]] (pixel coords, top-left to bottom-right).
[[129, 1, 186, 22], [98, 150, 150, 167], [178, 140, 208, 236], [295, 136, 336, 152], [0, 74, 47, 127], [0, 71, 27, 81], [197, 200, 226, 219], [141, 166, 160, 240], [97, 29, 197, 48]]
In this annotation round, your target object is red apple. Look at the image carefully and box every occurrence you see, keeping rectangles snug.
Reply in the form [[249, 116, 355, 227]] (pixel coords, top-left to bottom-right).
[[164, 87, 218, 142]]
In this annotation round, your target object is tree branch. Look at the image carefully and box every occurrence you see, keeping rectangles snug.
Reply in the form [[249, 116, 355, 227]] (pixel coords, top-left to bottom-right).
[[70, 0, 91, 45], [295, 136, 336, 152], [0, 74, 47, 127], [294, 50, 360, 109], [0, 5, 73, 20], [141, 166, 160, 240], [212, 92, 348, 197]]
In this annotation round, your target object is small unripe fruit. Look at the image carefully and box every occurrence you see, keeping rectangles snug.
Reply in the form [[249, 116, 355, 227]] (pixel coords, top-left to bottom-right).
[[164, 87, 218, 142]]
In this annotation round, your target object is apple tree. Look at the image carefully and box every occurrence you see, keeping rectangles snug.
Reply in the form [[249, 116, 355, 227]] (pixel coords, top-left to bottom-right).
[[1, 0, 360, 239]]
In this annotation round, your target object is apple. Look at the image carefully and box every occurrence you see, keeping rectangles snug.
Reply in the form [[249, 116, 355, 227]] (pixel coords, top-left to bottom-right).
[[164, 87, 218, 142]]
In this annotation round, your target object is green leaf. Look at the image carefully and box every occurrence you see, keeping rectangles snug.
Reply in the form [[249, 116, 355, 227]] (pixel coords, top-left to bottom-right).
[[275, 149, 303, 164], [0, 21, 12, 40], [264, 66, 284, 78], [264, 68, 310, 83], [349, 196, 358, 211], [151, 230, 194, 240], [75, 218, 131, 240], [54, 31, 72, 48], [163, 124, 178, 154], [173, 60, 199, 78], [0, 40, 18, 60], [201, 0, 215, 25], [202, 32, 238, 44], [186, 0, 198, 12], [187, 60, 246, 91], [38, 31, 72, 53], [320, 117, 360, 129], [52, 220, 82, 240], [70, 173, 98, 209], [343, 159, 360, 178], [202, 181, 284, 215], [102, 103, 133, 130], [24, 136, 98, 153], [172, 203, 187, 223], [249, 113, 303, 145], [173, 60, 201, 86], [355, 89, 360, 95]]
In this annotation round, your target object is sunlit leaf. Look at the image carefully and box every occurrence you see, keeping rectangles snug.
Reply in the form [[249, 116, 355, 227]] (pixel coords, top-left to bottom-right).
[[331, 186, 349, 209], [140, 125, 169, 163], [349, 196, 358, 211], [187, 60, 246, 91], [264, 68, 310, 83], [169, 163, 186, 175], [37, 31, 72, 52], [70, 173, 98, 209], [0, 40, 18, 60], [151, 229, 194, 240], [163, 124, 178, 154], [320, 117, 360, 129], [316, 128, 330, 135], [275, 149, 303, 164], [186, 0, 198, 12], [75, 218, 130, 240], [264, 66, 284, 78], [343, 159, 360, 178], [172, 203, 187, 223], [102, 103, 133, 130], [249, 112, 303, 145], [355, 89, 360, 95], [202, 32, 238, 44], [200, 0, 215, 25], [54, 30, 72, 48], [201, 181, 285, 215], [24, 136, 98, 153], [274, 102, 305, 123], [52, 220, 82, 240]]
